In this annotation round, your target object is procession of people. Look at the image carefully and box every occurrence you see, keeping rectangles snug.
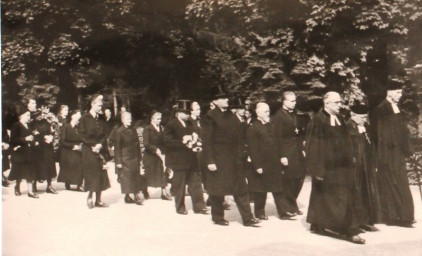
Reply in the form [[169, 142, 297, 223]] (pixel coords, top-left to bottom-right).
[[1, 83, 417, 245]]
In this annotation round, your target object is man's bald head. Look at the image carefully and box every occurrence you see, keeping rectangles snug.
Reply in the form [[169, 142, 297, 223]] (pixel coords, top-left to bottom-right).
[[323, 91, 342, 115], [256, 102, 270, 122]]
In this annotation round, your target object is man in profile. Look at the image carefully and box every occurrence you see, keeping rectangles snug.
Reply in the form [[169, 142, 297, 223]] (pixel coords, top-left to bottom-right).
[[371, 81, 415, 227], [306, 91, 365, 244]]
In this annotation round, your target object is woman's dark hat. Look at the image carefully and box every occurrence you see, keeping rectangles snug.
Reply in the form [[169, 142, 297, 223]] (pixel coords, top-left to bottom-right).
[[176, 99, 191, 113]]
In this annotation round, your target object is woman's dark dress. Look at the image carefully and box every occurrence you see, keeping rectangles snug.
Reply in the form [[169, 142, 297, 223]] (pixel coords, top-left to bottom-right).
[[143, 124, 167, 188], [33, 119, 57, 180], [115, 125, 142, 194], [58, 124, 83, 185], [79, 112, 110, 192], [8, 122, 36, 181]]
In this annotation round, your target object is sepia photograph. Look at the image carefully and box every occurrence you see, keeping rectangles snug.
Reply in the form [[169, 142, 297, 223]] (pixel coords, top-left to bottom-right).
[[2, 0, 422, 255]]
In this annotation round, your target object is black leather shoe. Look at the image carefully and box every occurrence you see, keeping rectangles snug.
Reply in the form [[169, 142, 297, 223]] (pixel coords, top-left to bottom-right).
[[124, 195, 135, 204], [46, 186, 58, 194], [87, 198, 94, 209], [279, 213, 296, 220], [257, 215, 269, 220], [65, 183, 70, 190], [194, 209, 209, 215], [243, 218, 261, 227], [213, 219, 229, 226], [95, 202, 109, 208], [346, 235, 365, 244], [28, 193, 39, 199], [161, 194, 172, 200], [14, 186, 21, 196], [2, 179, 9, 187], [177, 210, 188, 215]]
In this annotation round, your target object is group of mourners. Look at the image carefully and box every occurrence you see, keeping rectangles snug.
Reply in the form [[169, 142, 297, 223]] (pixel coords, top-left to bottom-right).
[[1, 80, 416, 245]]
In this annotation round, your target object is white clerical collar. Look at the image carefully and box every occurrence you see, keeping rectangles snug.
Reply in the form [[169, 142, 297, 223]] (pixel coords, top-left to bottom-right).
[[386, 98, 400, 114], [330, 114, 341, 126], [357, 125, 366, 133], [151, 122, 160, 132], [258, 118, 269, 124], [89, 110, 97, 119], [283, 107, 293, 113], [236, 114, 244, 123], [177, 117, 186, 128]]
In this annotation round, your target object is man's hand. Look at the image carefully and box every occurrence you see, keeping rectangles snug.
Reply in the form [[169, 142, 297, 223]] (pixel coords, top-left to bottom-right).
[[256, 168, 263, 174], [208, 164, 217, 171], [281, 157, 288, 166]]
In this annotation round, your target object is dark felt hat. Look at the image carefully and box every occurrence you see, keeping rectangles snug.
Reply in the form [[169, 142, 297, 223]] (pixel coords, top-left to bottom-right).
[[387, 80, 403, 91], [350, 103, 369, 115], [15, 104, 29, 117], [176, 99, 191, 113], [230, 96, 246, 109], [212, 92, 230, 100]]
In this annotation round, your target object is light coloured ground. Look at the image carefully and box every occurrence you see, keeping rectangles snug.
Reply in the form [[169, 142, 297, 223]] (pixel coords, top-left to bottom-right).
[[2, 164, 422, 256]]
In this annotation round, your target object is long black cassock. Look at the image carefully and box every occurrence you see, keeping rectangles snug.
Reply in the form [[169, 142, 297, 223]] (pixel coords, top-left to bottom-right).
[[371, 100, 414, 225], [306, 110, 362, 235], [346, 120, 382, 226]]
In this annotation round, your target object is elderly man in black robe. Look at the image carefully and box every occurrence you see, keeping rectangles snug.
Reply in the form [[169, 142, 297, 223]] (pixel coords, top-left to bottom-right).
[[306, 92, 365, 244], [371, 81, 415, 227], [346, 103, 381, 232], [202, 93, 260, 227]]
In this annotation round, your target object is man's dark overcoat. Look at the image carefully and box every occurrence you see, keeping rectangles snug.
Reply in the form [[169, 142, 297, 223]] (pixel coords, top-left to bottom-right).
[[371, 100, 414, 224], [163, 118, 197, 171], [246, 120, 284, 192], [202, 108, 249, 196]]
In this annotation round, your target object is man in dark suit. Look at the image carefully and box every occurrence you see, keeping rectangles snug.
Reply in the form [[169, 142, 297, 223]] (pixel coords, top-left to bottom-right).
[[272, 91, 306, 216], [164, 100, 208, 215], [371, 81, 414, 227], [202, 93, 260, 227], [247, 102, 294, 220]]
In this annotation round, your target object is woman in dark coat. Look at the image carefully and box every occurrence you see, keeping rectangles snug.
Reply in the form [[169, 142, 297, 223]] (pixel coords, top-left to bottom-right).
[[8, 108, 38, 198], [79, 94, 110, 208], [143, 111, 171, 200], [33, 108, 58, 194], [115, 112, 143, 205], [58, 110, 84, 191]]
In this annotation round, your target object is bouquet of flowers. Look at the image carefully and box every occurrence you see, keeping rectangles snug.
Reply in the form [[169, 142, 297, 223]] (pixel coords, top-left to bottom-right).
[[182, 132, 202, 152], [35, 106, 61, 150]]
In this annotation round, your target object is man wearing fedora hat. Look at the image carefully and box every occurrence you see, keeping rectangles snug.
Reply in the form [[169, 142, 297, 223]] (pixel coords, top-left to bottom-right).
[[164, 100, 208, 215], [371, 81, 415, 227], [202, 92, 260, 227]]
